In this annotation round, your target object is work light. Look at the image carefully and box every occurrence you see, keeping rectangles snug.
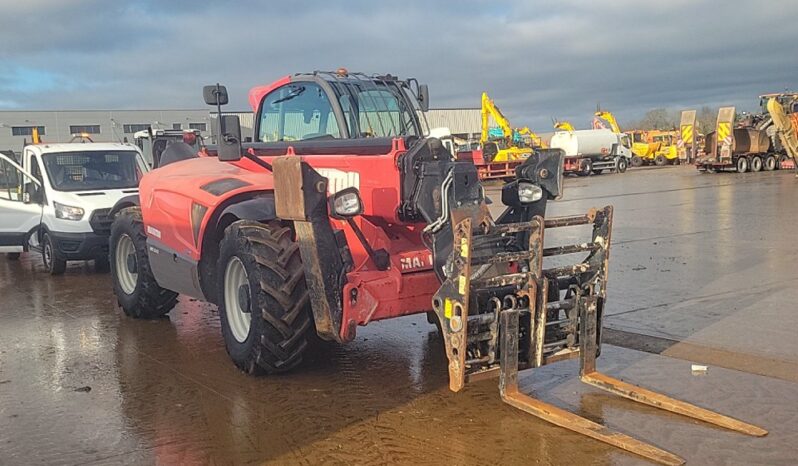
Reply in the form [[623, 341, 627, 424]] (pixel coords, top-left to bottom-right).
[[330, 188, 363, 218]]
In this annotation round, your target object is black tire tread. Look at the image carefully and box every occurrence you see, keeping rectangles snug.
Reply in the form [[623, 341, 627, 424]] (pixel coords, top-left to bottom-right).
[[110, 207, 178, 318], [43, 232, 66, 275], [220, 221, 312, 375]]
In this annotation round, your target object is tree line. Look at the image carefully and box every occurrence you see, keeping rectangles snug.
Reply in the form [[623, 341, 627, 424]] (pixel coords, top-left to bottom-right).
[[627, 106, 718, 134]]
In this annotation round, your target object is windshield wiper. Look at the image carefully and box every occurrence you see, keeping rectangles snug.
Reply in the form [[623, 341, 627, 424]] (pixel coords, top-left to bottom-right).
[[272, 86, 306, 105]]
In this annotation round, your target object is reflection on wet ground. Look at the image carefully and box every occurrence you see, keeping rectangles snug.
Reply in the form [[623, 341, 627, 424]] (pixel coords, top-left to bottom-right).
[[1, 166, 797, 465]]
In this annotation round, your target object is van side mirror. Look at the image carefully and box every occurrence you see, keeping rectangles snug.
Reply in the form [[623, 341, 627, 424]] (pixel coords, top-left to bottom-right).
[[24, 183, 42, 204], [418, 84, 430, 112], [203, 84, 229, 106], [217, 115, 242, 162]]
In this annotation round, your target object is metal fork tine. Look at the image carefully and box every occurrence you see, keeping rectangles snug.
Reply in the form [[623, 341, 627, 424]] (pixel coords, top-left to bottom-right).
[[500, 309, 686, 466]]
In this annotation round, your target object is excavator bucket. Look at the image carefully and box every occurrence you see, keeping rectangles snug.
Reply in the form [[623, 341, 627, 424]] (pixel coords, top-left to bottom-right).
[[766, 98, 798, 174], [433, 205, 767, 465]]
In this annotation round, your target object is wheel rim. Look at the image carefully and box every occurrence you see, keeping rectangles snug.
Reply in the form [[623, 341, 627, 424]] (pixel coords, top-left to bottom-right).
[[766, 157, 776, 170], [44, 238, 52, 269], [224, 256, 251, 343], [752, 158, 762, 171], [115, 234, 138, 295], [738, 159, 747, 171]]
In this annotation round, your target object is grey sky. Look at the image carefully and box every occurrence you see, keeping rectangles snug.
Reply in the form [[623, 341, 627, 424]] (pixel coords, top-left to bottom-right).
[[1, 0, 796, 129]]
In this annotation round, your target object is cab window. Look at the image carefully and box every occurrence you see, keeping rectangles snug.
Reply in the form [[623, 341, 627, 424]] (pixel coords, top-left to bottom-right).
[[258, 83, 341, 142], [337, 84, 419, 138], [30, 155, 44, 183], [0, 158, 39, 203], [620, 135, 631, 149]]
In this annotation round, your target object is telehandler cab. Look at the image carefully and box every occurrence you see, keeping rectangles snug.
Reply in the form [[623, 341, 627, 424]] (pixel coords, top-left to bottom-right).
[[108, 70, 765, 465]]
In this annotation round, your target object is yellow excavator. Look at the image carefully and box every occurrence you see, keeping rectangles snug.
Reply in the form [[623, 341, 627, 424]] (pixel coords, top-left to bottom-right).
[[595, 109, 675, 166], [766, 97, 798, 174], [553, 120, 575, 132], [480, 92, 542, 162]]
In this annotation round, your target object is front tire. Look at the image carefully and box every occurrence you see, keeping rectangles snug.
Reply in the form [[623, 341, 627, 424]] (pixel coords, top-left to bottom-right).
[[110, 207, 178, 318], [42, 232, 66, 275], [654, 154, 668, 166], [218, 221, 313, 375], [616, 157, 628, 173], [631, 155, 644, 167]]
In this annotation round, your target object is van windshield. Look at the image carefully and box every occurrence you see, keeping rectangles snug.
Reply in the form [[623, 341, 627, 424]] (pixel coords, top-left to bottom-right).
[[42, 151, 143, 191]]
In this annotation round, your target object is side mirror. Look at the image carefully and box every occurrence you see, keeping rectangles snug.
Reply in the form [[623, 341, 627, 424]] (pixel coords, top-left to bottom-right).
[[418, 84, 430, 112], [203, 84, 229, 106], [217, 115, 242, 162], [23, 183, 42, 204]]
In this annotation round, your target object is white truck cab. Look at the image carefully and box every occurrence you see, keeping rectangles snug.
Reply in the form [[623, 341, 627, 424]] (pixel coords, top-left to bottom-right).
[[0, 142, 148, 274]]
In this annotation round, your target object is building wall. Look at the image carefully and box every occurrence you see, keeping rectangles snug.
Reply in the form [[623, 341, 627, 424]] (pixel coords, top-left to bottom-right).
[[424, 108, 482, 138], [0, 108, 480, 152], [0, 110, 222, 151]]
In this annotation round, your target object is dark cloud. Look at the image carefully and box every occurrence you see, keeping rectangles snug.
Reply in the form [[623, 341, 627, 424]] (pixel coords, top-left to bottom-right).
[[1, 0, 797, 129]]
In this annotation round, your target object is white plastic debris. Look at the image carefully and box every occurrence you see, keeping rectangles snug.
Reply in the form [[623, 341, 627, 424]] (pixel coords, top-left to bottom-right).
[[691, 364, 708, 374]]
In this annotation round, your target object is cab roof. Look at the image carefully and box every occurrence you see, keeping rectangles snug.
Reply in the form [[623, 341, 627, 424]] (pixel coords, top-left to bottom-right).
[[25, 142, 140, 155]]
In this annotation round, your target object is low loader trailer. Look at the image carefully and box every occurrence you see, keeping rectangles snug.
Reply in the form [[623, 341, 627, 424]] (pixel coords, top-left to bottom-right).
[[108, 71, 766, 465], [697, 106, 785, 173]]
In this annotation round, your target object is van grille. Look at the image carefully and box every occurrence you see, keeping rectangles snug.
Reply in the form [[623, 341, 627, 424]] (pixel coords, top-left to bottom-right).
[[89, 209, 113, 235]]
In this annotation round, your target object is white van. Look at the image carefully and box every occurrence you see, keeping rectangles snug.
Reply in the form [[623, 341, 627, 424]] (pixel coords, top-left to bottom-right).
[[0, 142, 148, 274]]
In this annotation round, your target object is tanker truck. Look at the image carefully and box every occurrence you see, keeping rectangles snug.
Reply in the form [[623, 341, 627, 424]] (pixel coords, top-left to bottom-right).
[[549, 128, 632, 176]]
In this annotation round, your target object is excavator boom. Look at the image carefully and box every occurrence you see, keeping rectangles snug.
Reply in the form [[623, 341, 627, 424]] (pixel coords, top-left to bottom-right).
[[595, 110, 622, 134]]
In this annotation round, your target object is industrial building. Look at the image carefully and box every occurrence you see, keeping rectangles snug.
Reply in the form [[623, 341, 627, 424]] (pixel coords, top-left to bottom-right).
[[0, 108, 481, 152]]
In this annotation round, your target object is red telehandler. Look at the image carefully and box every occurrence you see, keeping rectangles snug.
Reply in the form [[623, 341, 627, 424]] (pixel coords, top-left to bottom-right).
[[107, 70, 765, 465]]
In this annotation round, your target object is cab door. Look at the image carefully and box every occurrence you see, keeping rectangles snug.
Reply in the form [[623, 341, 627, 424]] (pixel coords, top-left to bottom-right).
[[0, 153, 44, 251]]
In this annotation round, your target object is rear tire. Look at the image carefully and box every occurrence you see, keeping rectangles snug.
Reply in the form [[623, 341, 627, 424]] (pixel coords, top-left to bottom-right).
[[751, 155, 763, 172], [6, 253, 20, 261], [110, 207, 178, 318], [578, 159, 592, 176], [630, 155, 644, 167], [218, 221, 313, 375], [736, 156, 749, 173], [654, 155, 667, 166], [764, 155, 777, 171], [42, 232, 66, 275]]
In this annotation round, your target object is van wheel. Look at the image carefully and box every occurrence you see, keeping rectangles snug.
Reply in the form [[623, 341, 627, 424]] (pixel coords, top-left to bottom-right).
[[6, 253, 20, 261], [654, 155, 668, 166], [42, 232, 66, 275], [110, 207, 178, 318], [218, 221, 312, 375], [764, 155, 777, 171], [736, 156, 749, 173], [751, 156, 763, 172]]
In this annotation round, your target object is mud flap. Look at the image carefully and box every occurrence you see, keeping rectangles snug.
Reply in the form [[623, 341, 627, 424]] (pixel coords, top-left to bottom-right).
[[435, 205, 767, 465]]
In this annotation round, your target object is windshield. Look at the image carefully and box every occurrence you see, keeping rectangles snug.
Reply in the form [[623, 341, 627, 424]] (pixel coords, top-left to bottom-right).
[[42, 150, 143, 191]]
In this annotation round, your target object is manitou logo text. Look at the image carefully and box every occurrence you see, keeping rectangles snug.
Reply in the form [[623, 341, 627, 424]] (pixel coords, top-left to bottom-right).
[[316, 169, 360, 194], [399, 253, 433, 271]]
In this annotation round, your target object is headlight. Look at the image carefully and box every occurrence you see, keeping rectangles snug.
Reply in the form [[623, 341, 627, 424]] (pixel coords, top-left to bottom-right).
[[517, 182, 543, 204], [330, 188, 363, 219], [54, 201, 85, 221]]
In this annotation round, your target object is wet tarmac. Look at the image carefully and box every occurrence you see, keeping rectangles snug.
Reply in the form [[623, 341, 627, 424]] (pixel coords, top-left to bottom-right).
[[2, 166, 797, 465]]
